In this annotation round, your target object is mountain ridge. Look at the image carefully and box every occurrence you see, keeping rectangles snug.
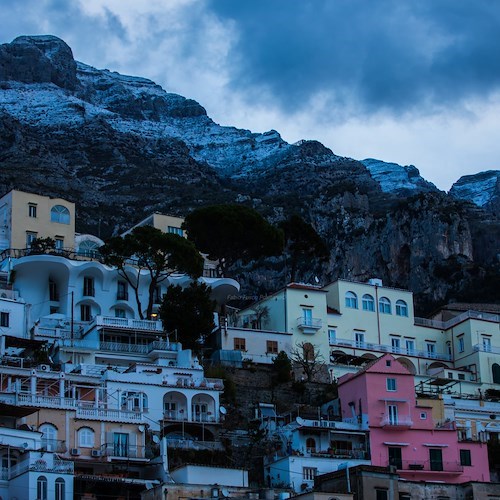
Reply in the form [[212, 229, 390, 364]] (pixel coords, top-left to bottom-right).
[[0, 35, 499, 312]]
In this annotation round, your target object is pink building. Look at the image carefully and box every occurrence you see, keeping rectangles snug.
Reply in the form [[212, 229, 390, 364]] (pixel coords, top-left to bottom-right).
[[337, 354, 490, 483]]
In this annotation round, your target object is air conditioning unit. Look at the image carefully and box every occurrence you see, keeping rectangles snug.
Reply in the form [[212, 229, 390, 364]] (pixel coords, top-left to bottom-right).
[[70, 448, 80, 456], [91, 449, 101, 457], [38, 364, 51, 372]]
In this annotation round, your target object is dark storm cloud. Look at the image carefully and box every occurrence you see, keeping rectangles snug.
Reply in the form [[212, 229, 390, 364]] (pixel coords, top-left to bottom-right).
[[207, 0, 500, 116]]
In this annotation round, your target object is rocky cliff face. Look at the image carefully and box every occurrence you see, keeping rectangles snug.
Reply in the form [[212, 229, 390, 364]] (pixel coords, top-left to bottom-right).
[[450, 170, 500, 216], [0, 35, 498, 312]]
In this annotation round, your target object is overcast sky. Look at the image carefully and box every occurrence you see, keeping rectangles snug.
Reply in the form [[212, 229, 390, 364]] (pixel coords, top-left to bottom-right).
[[2, 0, 500, 190]]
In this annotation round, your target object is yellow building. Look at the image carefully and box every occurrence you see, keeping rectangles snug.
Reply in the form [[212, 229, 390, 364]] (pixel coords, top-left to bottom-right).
[[0, 189, 75, 251], [122, 212, 185, 237]]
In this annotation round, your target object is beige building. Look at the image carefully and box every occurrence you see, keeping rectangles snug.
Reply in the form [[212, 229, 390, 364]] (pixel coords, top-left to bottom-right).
[[0, 189, 75, 251], [122, 212, 185, 237]]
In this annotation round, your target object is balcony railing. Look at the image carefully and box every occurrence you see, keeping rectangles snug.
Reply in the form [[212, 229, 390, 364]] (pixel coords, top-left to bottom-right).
[[17, 393, 77, 409], [166, 438, 224, 451], [41, 439, 67, 453], [473, 344, 500, 354], [76, 407, 143, 423], [415, 310, 499, 330], [162, 411, 217, 423], [387, 459, 463, 473], [9, 457, 74, 479], [380, 415, 413, 428], [310, 449, 369, 460], [100, 443, 146, 459], [296, 317, 322, 330], [332, 338, 451, 361], [94, 315, 163, 332]]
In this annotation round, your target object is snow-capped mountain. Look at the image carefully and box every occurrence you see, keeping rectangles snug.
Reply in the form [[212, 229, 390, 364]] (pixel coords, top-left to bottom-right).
[[1, 35, 499, 310], [361, 158, 439, 194], [450, 171, 499, 212]]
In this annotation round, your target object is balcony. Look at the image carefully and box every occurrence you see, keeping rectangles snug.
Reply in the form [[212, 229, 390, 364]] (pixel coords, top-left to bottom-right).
[[387, 459, 463, 473], [415, 310, 499, 330], [296, 316, 322, 333], [473, 343, 500, 354], [17, 393, 77, 409], [76, 407, 144, 423], [162, 411, 217, 423], [100, 443, 147, 460], [166, 438, 224, 451], [94, 315, 163, 332], [41, 439, 67, 453], [332, 338, 451, 361], [380, 415, 413, 428], [9, 457, 74, 479]]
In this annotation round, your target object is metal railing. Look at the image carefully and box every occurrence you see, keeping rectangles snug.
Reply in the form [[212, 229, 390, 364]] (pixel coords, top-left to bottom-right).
[[100, 443, 145, 459], [166, 438, 224, 451], [473, 344, 500, 354], [9, 457, 74, 478], [296, 317, 322, 329], [94, 315, 163, 332], [41, 439, 67, 453], [386, 459, 463, 473], [332, 338, 451, 361], [380, 415, 413, 427], [415, 310, 499, 330]]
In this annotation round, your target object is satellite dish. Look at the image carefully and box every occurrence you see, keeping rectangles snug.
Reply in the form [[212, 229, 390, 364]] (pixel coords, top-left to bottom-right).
[[219, 406, 227, 415], [138, 425, 145, 433], [152, 435, 160, 444], [296, 416, 305, 426], [221, 488, 230, 498]]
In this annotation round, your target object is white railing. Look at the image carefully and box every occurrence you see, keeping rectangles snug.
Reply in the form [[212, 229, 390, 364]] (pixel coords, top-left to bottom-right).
[[415, 310, 499, 330], [76, 407, 143, 422], [9, 457, 74, 478], [166, 438, 224, 451], [17, 393, 77, 408], [473, 344, 500, 354], [94, 315, 163, 331], [332, 338, 451, 360], [296, 317, 322, 329], [381, 415, 413, 427]]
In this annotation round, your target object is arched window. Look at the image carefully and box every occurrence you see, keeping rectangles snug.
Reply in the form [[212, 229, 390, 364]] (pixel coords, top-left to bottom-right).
[[78, 427, 95, 448], [345, 291, 358, 309], [379, 297, 392, 314], [362, 294, 375, 312], [55, 478, 65, 500], [37, 476, 48, 500], [395, 300, 408, 317], [51, 205, 70, 224], [306, 437, 316, 453], [78, 239, 100, 257], [493, 363, 500, 384], [303, 342, 314, 361], [39, 424, 57, 451]]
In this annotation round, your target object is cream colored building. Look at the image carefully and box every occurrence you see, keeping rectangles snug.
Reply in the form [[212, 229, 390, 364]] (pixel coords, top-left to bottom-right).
[[122, 212, 185, 237], [0, 189, 75, 251]]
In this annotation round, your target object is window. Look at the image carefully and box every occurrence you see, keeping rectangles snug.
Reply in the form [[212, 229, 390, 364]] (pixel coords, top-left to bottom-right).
[[391, 337, 401, 353], [379, 297, 391, 314], [345, 291, 358, 309], [113, 432, 129, 457], [78, 239, 100, 258], [482, 337, 492, 352], [78, 427, 95, 448], [447, 372, 453, 379], [55, 478, 65, 500], [49, 279, 59, 301], [37, 476, 48, 500], [354, 331, 365, 347], [405, 339, 415, 355], [306, 437, 316, 452], [420, 412, 427, 420], [388, 404, 398, 425], [55, 237, 64, 252], [83, 276, 95, 297], [395, 300, 408, 317], [388, 447, 402, 469], [28, 203, 37, 218], [458, 373, 465, 381], [115, 308, 126, 318], [234, 338, 246, 351], [168, 226, 183, 236], [362, 294, 375, 311], [302, 308, 313, 326], [303, 342, 314, 361], [26, 231, 38, 248], [458, 337, 464, 353], [0, 312, 9, 328], [429, 448, 443, 471], [460, 449, 471, 466], [427, 343, 436, 357], [80, 304, 92, 322], [40, 424, 57, 451], [492, 364, 500, 384], [386, 378, 397, 391], [117, 281, 128, 300], [266, 340, 278, 354], [303, 467, 317, 480], [376, 490, 388, 500], [328, 329, 337, 345], [51, 205, 70, 224]]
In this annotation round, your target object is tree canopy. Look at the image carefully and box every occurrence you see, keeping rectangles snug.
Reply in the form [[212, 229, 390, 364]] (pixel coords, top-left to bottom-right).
[[100, 226, 204, 319], [280, 214, 329, 282], [159, 282, 216, 353], [182, 204, 284, 275]]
